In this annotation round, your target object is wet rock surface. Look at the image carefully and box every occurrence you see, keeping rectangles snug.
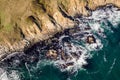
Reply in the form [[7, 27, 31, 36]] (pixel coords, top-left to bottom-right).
[[46, 49, 58, 60], [0, 18, 104, 71], [0, 0, 120, 59], [0, 4, 120, 80], [86, 35, 96, 44], [1, 4, 119, 72]]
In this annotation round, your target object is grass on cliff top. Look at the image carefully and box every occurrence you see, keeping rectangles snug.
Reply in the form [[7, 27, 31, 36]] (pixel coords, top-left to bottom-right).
[[0, 12, 22, 44]]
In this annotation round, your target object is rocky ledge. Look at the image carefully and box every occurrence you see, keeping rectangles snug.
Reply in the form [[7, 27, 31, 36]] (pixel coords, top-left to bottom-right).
[[0, 0, 120, 60]]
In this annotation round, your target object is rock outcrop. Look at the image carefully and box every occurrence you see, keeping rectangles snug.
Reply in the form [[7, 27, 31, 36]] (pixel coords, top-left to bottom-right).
[[0, 0, 120, 60]]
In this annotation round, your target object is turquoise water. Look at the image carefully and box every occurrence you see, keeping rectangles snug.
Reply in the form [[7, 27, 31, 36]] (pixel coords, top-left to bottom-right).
[[0, 5, 120, 80], [69, 23, 120, 80], [18, 22, 120, 80]]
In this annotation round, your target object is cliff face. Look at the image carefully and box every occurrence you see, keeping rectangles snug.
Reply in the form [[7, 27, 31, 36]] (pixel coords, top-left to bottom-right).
[[0, 0, 120, 59]]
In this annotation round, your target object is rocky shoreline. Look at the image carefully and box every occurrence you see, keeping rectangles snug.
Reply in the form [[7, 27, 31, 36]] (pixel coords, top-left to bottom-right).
[[0, 24, 100, 71], [0, 0, 120, 61], [0, 4, 120, 72]]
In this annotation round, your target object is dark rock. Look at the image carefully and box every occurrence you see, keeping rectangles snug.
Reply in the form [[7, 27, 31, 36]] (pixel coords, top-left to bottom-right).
[[86, 35, 96, 44], [66, 62, 74, 66]]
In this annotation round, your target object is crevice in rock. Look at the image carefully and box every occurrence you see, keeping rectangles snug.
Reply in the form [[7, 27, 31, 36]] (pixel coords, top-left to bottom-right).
[[74, 13, 83, 18], [19, 28, 25, 39], [0, 53, 8, 62], [85, 0, 92, 11], [34, 0, 46, 12], [84, 0, 92, 16], [58, 5, 74, 21], [48, 14, 56, 26], [14, 23, 25, 39], [74, 0, 78, 11], [48, 14, 63, 30], [28, 15, 42, 31]]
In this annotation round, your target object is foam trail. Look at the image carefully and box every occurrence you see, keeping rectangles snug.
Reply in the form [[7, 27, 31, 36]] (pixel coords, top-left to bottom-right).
[[107, 58, 116, 74], [25, 62, 32, 80], [103, 53, 107, 62], [86, 70, 99, 74]]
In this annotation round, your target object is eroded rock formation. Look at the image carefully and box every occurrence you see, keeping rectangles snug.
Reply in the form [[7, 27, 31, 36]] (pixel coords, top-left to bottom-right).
[[0, 0, 120, 60]]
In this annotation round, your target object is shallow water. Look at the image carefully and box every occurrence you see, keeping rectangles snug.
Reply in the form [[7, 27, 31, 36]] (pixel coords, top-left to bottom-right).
[[0, 5, 120, 80]]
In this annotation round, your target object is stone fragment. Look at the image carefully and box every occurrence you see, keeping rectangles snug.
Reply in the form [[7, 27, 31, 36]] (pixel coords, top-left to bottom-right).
[[86, 35, 96, 44], [46, 49, 57, 59]]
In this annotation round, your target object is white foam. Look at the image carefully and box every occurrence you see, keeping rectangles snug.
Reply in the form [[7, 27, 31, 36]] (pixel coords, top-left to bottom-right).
[[8, 70, 21, 80], [53, 11, 107, 71], [0, 72, 9, 80], [54, 37, 93, 71], [0, 69, 20, 80], [85, 38, 103, 51], [2, 5, 120, 76], [53, 5, 120, 72], [36, 60, 54, 68], [86, 5, 120, 27]]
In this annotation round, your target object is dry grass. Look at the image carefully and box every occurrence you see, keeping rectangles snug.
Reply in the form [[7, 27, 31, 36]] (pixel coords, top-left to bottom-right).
[[0, 0, 120, 46]]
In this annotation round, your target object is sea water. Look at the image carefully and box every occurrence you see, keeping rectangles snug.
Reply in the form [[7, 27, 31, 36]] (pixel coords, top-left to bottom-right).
[[0, 5, 120, 80]]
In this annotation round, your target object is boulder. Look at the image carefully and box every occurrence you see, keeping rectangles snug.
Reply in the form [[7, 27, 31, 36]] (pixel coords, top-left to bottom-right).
[[86, 35, 96, 44], [46, 49, 57, 59]]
